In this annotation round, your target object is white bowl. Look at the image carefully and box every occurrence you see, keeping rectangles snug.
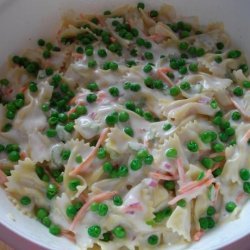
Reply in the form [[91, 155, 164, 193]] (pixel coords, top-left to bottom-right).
[[0, 0, 249, 249]]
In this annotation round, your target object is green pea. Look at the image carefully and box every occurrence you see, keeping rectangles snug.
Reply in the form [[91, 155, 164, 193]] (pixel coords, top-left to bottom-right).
[[49, 224, 61, 236], [210, 100, 218, 109], [68, 178, 81, 191], [233, 86, 244, 97], [64, 122, 75, 133], [37, 39, 45, 46], [76, 105, 87, 116], [75, 155, 82, 163], [207, 206, 216, 216], [239, 168, 250, 181], [225, 201, 237, 213], [144, 51, 153, 60], [163, 180, 175, 191], [130, 158, 143, 171], [105, 113, 118, 126], [189, 63, 198, 72], [88, 60, 97, 68], [201, 157, 214, 169], [46, 129, 57, 138], [98, 49, 107, 58], [147, 234, 159, 245], [109, 87, 119, 97], [97, 203, 109, 216], [8, 151, 20, 162], [243, 182, 250, 194], [20, 196, 31, 206], [199, 130, 217, 143], [143, 64, 152, 73], [179, 42, 189, 50], [29, 82, 38, 92], [103, 162, 113, 173], [124, 127, 134, 137], [239, 64, 248, 73], [46, 183, 58, 199], [113, 195, 123, 206], [242, 80, 250, 89], [227, 50, 241, 59], [112, 226, 126, 238], [165, 148, 177, 158], [207, 217, 215, 229], [109, 62, 118, 71], [177, 199, 186, 207], [196, 47, 205, 57], [199, 217, 208, 230], [212, 168, 222, 177], [88, 225, 101, 238], [137, 149, 149, 160], [36, 208, 48, 221], [187, 140, 199, 152], [66, 204, 77, 219], [118, 111, 129, 122], [144, 155, 154, 165], [97, 147, 107, 159], [137, 2, 145, 9], [42, 216, 51, 227], [212, 143, 224, 152], [118, 164, 129, 177], [143, 112, 154, 122], [169, 86, 181, 96], [215, 56, 222, 63], [125, 101, 136, 111], [180, 81, 191, 90], [61, 149, 71, 161], [87, 82, 99, 92], [163, 123, 172, 131]]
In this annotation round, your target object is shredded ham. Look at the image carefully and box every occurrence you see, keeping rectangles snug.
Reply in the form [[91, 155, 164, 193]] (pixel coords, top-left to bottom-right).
[[20, 151, 27, 160], [241, 128, 250, 143], [149, 34, 165, 43], [231, 97, 250, 121], [211, 163, 223, 172], [70, 191, 117, 231], [193, 230, 204, 241], [156, 67, 174, 87], [149, 171, 177, 181], [179, 170, 212, 194], [122, 202, 143, 214], [212, 183, 220, 204], [176, 158, 186, 186], [0, 169, 8, 185], [69, 128, 110, 176], [68, 94, 85, 105], [169, 177, 215, 205], [61, 229, 76, 242], [236, 192, 247, 204]]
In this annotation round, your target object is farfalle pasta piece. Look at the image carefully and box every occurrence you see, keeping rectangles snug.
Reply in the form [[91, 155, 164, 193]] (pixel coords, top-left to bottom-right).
[[166, 204, 192, 241], [6, 158, 48, 210]]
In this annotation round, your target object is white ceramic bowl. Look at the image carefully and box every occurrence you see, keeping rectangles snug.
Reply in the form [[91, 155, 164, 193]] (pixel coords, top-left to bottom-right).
[[0, 0, 249, 249]]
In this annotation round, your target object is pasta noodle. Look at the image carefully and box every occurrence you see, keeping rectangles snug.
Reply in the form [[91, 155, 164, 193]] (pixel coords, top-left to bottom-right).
[[0, 2, 249, 250]]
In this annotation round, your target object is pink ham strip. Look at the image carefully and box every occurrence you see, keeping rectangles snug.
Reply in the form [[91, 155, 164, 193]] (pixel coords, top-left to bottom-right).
[[69, 128, 110, 176], [176, 158, 186, 186], [70, 191, 117, 231], [231, 97, 250, 121], [168, 178, 215, 205], [179, 170, 212, 194], [0, 169, 8, 186], [156, 68, 174, 87], [149, 171, 177, 181]]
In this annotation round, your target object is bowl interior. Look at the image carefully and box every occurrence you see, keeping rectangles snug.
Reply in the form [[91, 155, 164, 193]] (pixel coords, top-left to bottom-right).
[[0, 0, 249, 249]]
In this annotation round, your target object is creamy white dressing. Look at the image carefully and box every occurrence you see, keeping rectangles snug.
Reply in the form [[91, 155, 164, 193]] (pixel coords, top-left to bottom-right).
[[0, 3, 249, 250]]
